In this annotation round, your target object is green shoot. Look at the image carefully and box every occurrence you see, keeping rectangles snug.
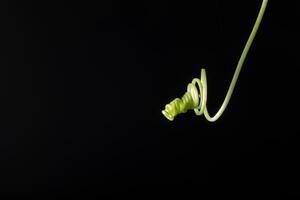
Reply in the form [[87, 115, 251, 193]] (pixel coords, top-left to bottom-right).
[[162, 0, 268, 122]]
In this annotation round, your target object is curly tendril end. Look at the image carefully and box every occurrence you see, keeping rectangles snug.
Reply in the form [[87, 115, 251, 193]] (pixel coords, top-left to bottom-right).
[[162, 69, 207, 121]]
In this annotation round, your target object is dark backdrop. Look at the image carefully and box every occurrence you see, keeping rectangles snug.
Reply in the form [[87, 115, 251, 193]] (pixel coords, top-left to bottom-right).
[[1, 0, 299, 198]]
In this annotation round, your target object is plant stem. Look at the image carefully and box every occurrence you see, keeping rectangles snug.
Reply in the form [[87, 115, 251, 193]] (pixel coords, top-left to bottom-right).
[[204, 0, 268, 122]]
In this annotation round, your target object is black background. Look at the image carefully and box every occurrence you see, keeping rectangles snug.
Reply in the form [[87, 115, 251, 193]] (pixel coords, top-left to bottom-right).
[[1, 0, 299, 198]]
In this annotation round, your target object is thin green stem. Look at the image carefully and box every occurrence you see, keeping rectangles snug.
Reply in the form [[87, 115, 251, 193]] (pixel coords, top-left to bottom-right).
[[162, 0, 268, 122], [204, 0, 268, 122]]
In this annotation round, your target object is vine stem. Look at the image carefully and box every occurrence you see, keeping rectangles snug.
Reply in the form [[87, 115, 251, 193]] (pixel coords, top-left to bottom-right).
[[204, 0, 268, 122]]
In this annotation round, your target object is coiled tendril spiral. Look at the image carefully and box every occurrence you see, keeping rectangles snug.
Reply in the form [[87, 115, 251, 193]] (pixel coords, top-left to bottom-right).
[[162, 69, 208, 121], [162, 0, 268, 122]]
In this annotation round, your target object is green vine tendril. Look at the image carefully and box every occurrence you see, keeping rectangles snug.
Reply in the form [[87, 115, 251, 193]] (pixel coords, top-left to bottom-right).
[[162, 0, 268, 122]]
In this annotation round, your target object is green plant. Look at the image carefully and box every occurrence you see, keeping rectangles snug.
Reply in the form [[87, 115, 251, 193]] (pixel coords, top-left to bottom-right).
[[162, 0, 268, 122]]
